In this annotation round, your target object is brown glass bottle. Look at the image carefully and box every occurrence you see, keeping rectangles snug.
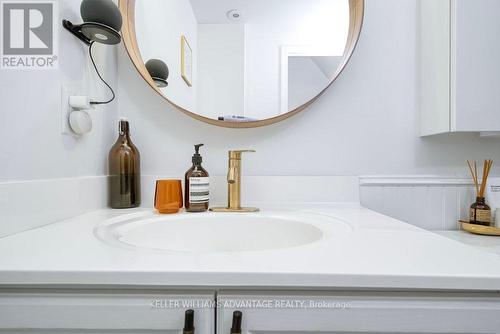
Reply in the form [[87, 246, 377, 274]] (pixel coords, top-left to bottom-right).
[[185, 144, 209, 212], [108, 119, 141, 208], [469, 196, 491, 226]]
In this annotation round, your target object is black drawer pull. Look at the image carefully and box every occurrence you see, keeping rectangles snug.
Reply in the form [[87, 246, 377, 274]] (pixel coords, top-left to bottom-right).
[[230, 310, 242, 334], [183, 309, 195, 334]]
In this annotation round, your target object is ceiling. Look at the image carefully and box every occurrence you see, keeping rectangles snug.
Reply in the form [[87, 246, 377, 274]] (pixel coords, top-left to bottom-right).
[[188, 0, 342, 24], [189, 0, 247, 23]]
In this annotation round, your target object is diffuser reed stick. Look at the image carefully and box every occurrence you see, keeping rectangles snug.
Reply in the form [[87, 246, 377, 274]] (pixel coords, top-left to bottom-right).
[[467, 160, 479, 196], [479, 159, 493, 198], [467, 159, 493, 225]]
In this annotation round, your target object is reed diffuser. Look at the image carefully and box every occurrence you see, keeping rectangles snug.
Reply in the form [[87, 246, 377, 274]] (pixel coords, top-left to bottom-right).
[[467, 159, 493, 226]]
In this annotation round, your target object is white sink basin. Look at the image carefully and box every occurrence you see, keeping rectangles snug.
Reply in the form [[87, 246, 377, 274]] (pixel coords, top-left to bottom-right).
[[94, 211, 351, 253]]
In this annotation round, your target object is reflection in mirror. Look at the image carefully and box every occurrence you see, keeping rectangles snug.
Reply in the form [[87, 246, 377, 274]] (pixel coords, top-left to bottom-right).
[[145, 59, 169, 88], [134, 0, 354, 123]]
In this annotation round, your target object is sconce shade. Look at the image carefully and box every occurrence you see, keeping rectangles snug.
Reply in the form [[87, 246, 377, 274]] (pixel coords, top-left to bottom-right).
[[70, 0, 123, 45], [81, 0, 122, 31], [145, 59, 169, 87]]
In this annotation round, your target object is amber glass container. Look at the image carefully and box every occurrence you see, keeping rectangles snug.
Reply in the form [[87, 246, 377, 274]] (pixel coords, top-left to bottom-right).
[[108, 119, 141, 208], [469, 196, 491, 226], [154, 180, 183, 214]]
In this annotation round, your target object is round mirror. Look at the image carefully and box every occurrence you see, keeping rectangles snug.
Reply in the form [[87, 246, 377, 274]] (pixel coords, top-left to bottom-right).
[[120, 0, 364, 128]]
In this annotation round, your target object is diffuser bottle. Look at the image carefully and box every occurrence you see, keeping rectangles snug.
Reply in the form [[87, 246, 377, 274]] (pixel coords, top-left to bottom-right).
[[108, 118, 141, 208], [470, 197, 491, 226], [185, 144, 209, 212], [467, 160, 493, 226]]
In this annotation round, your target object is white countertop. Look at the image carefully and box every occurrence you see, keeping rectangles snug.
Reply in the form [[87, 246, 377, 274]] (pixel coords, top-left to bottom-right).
[[1, 204, 500, 291], [436, 230, 500, 257]]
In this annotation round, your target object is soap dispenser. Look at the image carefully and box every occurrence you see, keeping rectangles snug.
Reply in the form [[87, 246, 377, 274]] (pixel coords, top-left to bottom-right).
[[108, 118, 141, 208], [185, 144, 209, 212]]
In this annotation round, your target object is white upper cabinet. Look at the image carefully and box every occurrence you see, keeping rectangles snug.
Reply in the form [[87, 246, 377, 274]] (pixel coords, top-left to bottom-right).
[[420, 0, 500, 136]]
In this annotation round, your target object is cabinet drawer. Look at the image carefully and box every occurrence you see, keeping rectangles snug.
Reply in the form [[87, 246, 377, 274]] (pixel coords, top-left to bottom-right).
[[0, 291, 215, 333], [217, 292, 500, 333]]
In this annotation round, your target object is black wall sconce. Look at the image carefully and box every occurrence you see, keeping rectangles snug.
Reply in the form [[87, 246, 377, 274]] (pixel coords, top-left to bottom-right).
[[62, 0, 122, 106], [145, 59, 169, 88], [63, 0, 122, 46]]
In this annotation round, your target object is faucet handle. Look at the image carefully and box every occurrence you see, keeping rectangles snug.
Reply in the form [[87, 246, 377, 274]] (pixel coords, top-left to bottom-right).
[[229, 150, 256, 159]]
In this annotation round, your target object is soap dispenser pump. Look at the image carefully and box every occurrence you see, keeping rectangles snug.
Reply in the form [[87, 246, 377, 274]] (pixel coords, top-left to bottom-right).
[[185, 144, 209, 212]]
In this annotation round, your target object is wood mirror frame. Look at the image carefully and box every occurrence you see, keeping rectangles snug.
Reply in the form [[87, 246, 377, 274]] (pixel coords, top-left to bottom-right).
[[119, 0, 364, 128]]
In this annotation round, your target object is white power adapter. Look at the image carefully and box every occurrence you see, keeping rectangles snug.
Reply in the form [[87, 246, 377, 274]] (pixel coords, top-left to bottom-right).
[[68, 96, 93, 135], [69, 96, 92, 109]]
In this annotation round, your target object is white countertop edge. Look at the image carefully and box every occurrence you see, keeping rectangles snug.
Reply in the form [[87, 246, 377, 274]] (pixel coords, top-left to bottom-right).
[[0, 272, 499, 292]]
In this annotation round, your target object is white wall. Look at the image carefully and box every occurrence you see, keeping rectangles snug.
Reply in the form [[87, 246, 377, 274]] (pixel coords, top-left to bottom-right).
[[3, 0, 500, 182], [197, 24, 245, 119], [117, 0, 500, 179], [135, 0, 197, 112], [0, 0, 118, 181]]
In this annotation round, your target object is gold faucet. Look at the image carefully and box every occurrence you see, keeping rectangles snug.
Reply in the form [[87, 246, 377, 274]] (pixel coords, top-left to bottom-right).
[[210, 150, 259, 212]]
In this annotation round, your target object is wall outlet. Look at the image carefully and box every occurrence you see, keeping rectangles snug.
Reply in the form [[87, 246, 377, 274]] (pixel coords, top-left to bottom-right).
[[60, 85, 74, 135], [61, 85, 93, 136]]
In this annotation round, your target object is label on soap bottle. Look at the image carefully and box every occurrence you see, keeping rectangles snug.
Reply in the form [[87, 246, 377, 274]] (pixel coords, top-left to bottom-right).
[[189, 177, 209, 203]]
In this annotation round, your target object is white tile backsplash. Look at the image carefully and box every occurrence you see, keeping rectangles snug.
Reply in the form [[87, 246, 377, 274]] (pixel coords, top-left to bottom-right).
[[443, 187, 460, 230], [140, 175, 360, 209], [0, 175, 359, 238], [0, 175, 476, 238], [0, 176, 107, 237], [360, 176, 475, 230]]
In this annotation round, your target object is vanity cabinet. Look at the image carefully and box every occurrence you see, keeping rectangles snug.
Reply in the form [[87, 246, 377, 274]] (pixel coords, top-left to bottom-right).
[[0, 291, 215, 333], [217, 292, 500, 333], [420, 0, 500, 136], [1, 290, 500, 333]]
